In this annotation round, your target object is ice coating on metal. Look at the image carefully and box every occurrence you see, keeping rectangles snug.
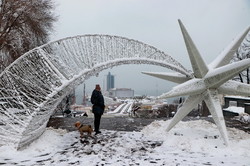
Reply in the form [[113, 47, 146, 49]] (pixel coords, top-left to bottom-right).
[[0, 34, 190, 149]]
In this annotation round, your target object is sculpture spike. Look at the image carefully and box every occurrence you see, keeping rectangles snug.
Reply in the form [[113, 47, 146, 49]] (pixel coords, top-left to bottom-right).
[[205, 58, 250, 88], [141, 71, 191, 84], [204, 89, 229, 146], [159, 79, 205, 98], [218, 80, 250, 96], [209, 26, 250, 69], [166, 94, 203, 131], [178, 19, 208, 78]]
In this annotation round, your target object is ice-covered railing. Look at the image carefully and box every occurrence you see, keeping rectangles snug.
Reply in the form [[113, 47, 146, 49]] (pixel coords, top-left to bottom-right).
[[0, 34, 191, 149]]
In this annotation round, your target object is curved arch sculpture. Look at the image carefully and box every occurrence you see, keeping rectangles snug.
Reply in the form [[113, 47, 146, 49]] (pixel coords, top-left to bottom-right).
[[0, 34, 191, 149]]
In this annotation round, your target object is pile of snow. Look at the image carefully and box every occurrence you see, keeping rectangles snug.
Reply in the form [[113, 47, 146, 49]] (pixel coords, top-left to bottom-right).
[[0, 120, 250, 165], [224, 106, 245, 114], [224, 106, 250, 123]]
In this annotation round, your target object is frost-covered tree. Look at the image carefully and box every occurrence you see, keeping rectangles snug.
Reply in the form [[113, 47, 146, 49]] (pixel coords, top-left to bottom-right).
[[0, 0, 57, 72], [0, 50, 11, 72], [232, 34, 250, 84]]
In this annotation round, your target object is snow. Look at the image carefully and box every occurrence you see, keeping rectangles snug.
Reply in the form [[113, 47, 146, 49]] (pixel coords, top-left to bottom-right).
[[224, 106, 250, 123], [234, 114, 250, 123], [107, 102, 134, 115], [224, 106, 245, 114], [107, 103, 126, 114], [0, 119, 249, 166]]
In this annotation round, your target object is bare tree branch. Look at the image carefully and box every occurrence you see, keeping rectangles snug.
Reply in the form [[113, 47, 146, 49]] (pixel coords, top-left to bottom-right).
[[232, 33, 250, 84], [0, 0, 57, 72]]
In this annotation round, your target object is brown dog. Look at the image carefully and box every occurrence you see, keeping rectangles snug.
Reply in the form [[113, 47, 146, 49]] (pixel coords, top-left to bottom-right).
[[74, 121, 93, 138]]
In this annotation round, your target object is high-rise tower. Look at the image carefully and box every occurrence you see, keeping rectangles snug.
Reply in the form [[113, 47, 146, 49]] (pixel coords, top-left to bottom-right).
[[107, 72, 114, 91]]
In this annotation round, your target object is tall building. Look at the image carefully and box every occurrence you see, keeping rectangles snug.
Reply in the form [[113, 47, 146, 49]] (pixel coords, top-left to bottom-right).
[[107, 72, 114, 91]]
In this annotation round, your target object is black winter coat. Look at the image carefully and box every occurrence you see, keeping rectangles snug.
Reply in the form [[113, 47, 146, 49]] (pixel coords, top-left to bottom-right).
[[91, 89, 105, 115]]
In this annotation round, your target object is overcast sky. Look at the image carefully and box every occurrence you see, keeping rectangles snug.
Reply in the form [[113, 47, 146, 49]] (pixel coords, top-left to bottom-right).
[[52, 0, 250, 101]]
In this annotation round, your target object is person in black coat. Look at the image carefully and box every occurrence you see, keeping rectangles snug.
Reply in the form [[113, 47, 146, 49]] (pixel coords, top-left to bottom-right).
[[91, 84, 105, 135]]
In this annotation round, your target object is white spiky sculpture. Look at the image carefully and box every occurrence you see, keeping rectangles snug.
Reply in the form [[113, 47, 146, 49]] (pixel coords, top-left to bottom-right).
[[143, 19, 250, 145]]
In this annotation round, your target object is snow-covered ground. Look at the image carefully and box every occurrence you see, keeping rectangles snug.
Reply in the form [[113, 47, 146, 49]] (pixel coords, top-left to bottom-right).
[[225, 106, 250, 123], [0, 119, 249, 166]]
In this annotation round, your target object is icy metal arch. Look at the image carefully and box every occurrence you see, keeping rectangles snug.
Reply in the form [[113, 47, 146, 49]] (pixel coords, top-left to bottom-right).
[[0, 34, 191, 149]]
